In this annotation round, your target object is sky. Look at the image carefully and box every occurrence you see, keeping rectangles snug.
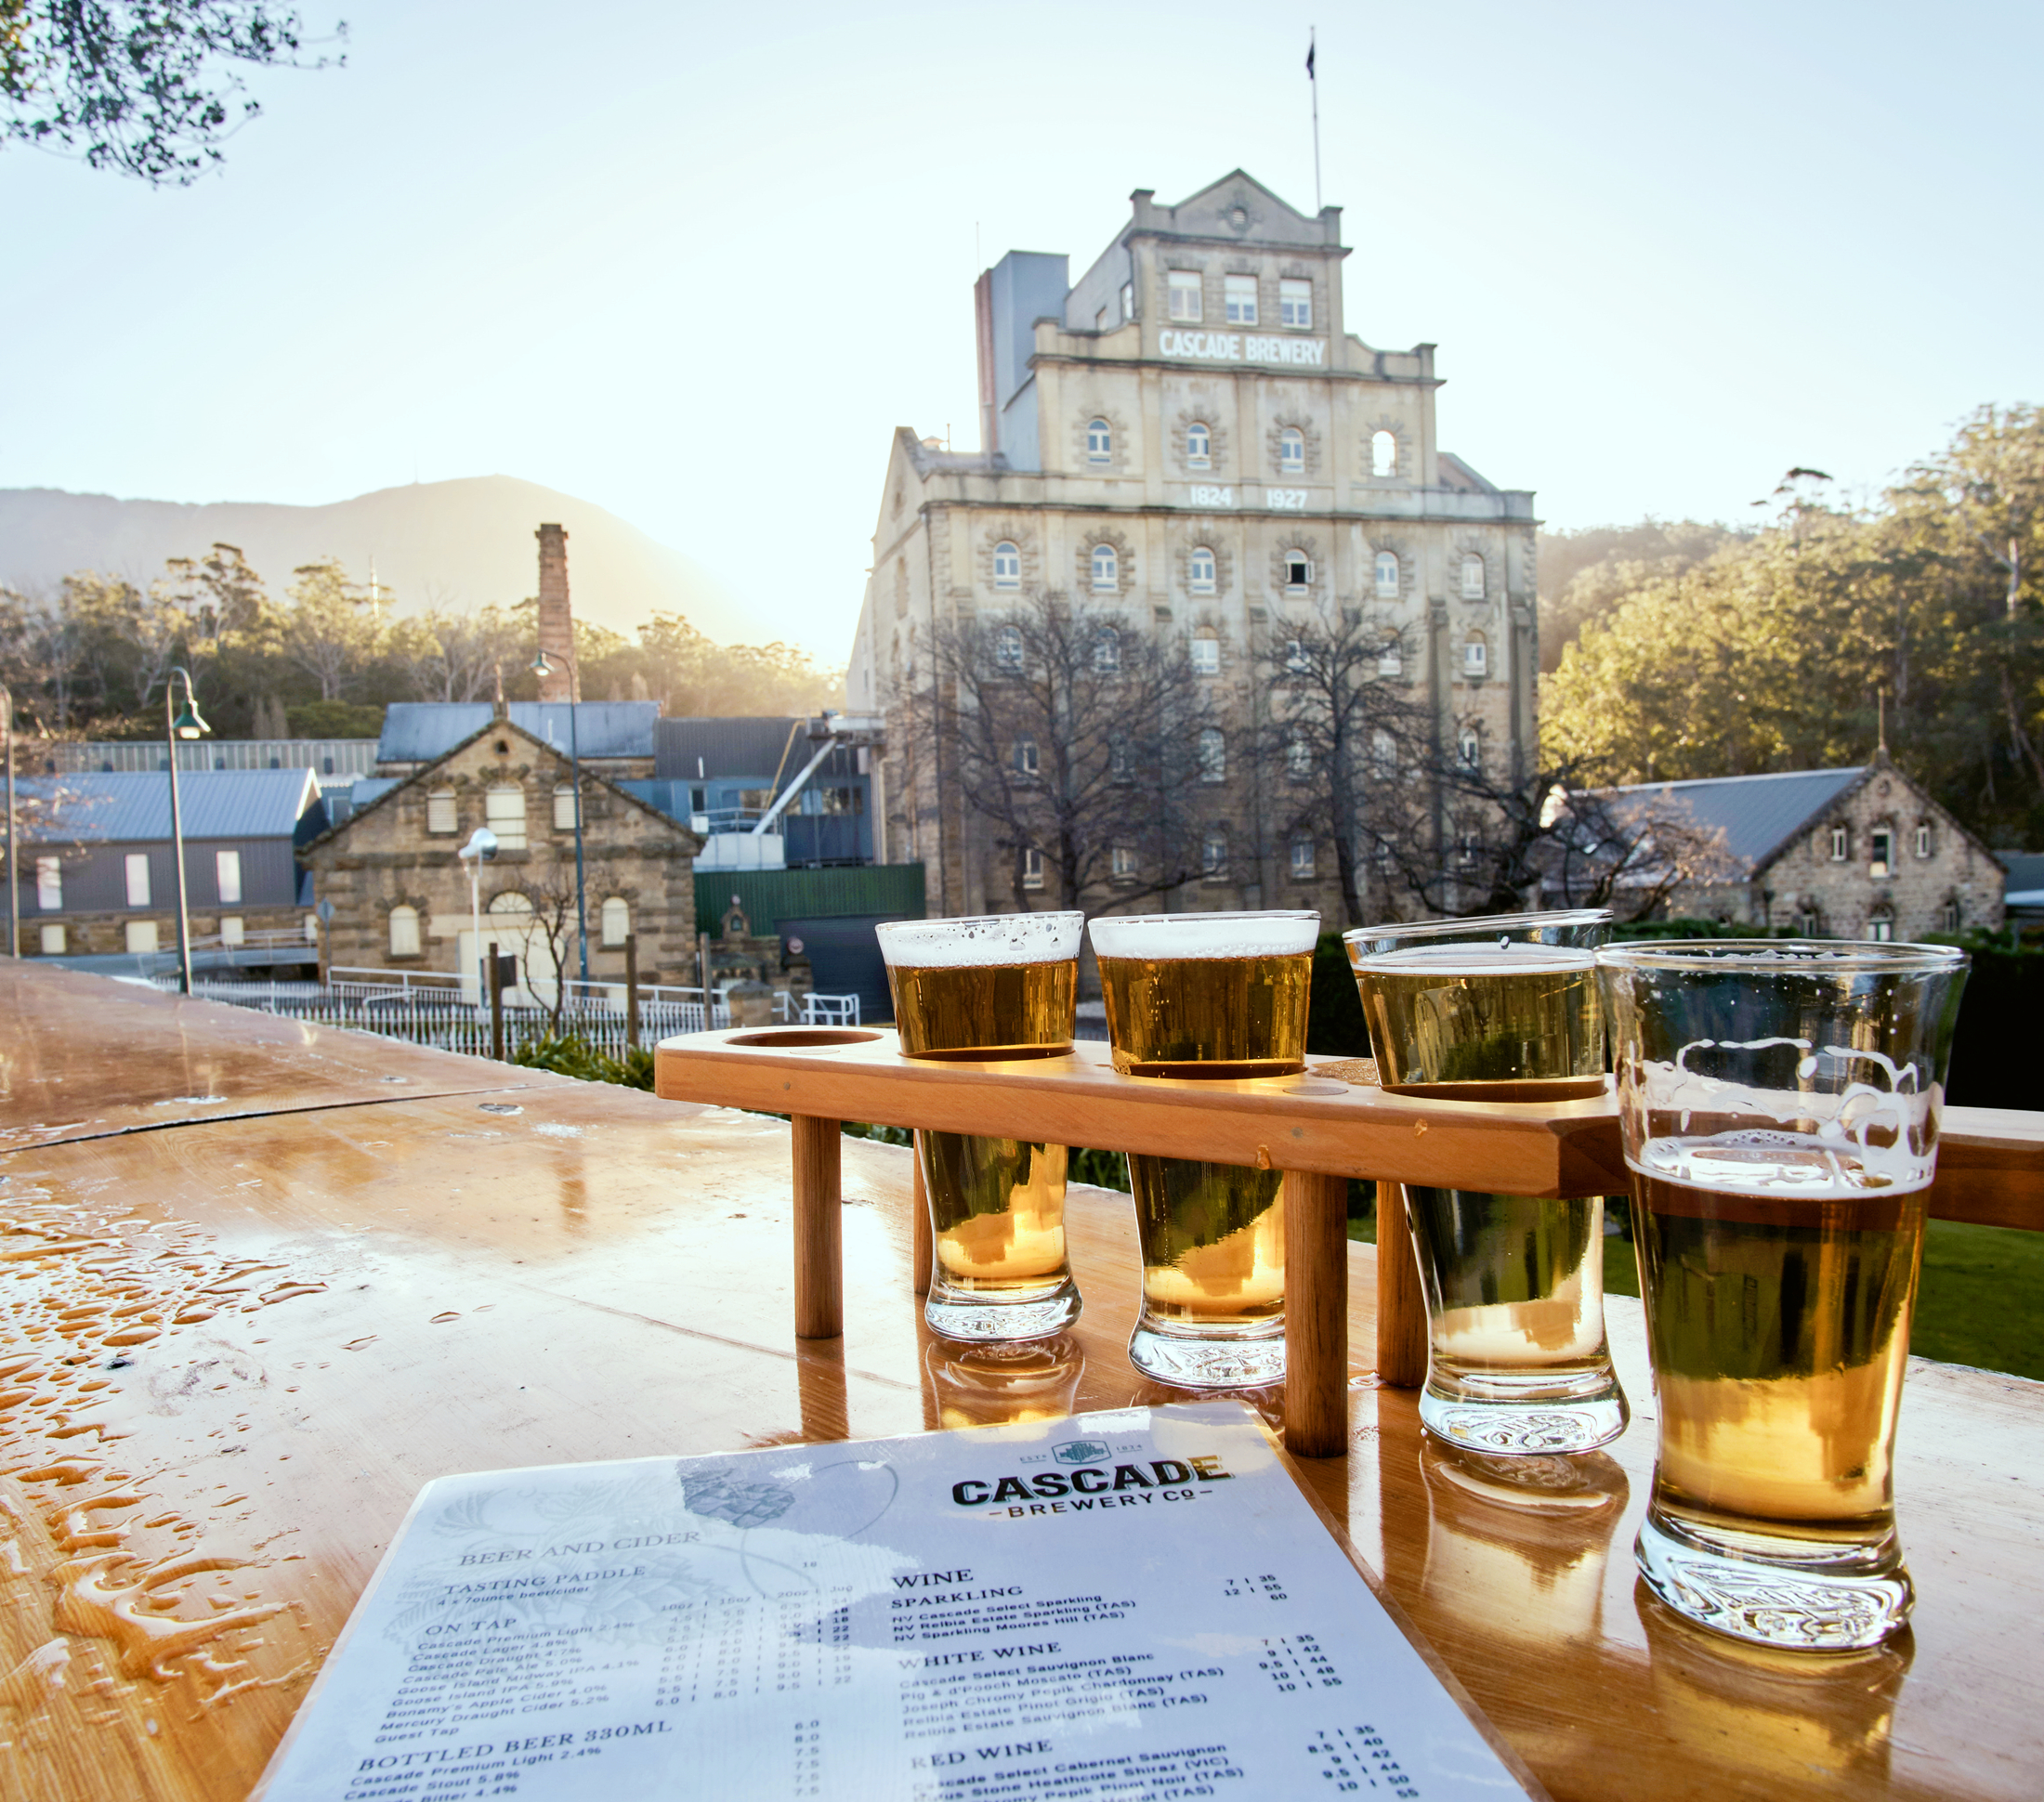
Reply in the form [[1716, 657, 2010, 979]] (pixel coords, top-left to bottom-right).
[[2, 1, 2039, 661]]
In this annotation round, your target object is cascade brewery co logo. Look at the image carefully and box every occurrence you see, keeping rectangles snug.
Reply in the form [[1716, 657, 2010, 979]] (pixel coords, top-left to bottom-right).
[[1052, 1439, 1111, 1466]]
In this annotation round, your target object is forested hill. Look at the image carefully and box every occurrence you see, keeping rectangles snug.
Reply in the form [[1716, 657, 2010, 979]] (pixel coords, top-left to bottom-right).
[[0, 476, 746, 646]]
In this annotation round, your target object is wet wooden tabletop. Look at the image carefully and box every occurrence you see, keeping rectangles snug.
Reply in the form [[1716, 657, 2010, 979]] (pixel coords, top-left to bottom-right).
[[0, 961, 570, 1151], [0, 970, 2037, 1801]]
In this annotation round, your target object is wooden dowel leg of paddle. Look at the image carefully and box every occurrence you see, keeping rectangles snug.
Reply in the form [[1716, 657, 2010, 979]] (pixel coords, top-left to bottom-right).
[[1374, 1181, 1427, 1388], [911, 1133, 932, 1298], [792, 1116, 843, 1339], [1284, 1170, 1350, 1458]]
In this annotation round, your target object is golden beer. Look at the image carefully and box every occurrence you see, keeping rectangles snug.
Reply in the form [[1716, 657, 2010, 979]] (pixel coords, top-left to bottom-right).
[[877, 914, 1083, 1341], [1091, 911, 1318, 1388], [1600, 937, 1968, 1651], [1347, 921, 1629, 1454]]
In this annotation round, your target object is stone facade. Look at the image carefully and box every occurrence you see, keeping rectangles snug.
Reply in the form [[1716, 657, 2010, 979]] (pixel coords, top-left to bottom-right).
[[846, 170, 1537, 924], [1661, 755, 2005, 938], [304, 715, 701, 987]]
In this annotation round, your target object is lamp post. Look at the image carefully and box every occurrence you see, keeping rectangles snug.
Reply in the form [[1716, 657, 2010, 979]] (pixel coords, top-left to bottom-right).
[[2, 683, 16, 960], [529, 651, 590, 986], [458, 827, 500, 1003], [164, 666, 211, 994]]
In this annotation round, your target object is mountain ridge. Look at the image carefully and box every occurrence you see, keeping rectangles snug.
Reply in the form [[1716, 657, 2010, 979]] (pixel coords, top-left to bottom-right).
[[0, 475, 752, 646]]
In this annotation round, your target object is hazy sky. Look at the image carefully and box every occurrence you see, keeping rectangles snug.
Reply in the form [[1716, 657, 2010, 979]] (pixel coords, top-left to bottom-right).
[[3, 1, 2037, 660]]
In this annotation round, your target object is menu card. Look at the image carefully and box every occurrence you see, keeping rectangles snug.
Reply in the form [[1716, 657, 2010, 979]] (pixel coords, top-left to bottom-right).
[[256, 1402, 1532, 1801]]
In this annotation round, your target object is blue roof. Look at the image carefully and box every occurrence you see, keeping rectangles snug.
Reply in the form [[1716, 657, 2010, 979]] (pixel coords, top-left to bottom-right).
[[377, 701, 660, 764], [1604, 767, 1865, 870], [11, 768, 323, 843]]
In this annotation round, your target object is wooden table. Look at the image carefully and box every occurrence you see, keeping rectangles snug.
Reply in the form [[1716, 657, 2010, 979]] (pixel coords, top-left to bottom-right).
[[0, 967, 2037, 1801]]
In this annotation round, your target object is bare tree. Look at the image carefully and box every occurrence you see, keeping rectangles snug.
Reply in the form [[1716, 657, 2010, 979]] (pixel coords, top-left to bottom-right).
[[393, 599, 524, 703], [514, 855, 584, 1031], [924, 589, 1217, 914], [282, 559, 380, 700], [1256, 600, 1431, 926]]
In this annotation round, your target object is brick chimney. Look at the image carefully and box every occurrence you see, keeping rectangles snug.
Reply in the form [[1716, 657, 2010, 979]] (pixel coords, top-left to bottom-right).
[[534, 522, 578, 702]]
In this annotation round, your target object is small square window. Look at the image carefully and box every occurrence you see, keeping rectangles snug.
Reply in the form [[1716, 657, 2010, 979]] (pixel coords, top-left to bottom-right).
[[220, 915, 244, 947], [125, 919, 160, 955], [1224, 274, 1258, 324], [1279, 279, 1313, 329], [1021, 848, 1044, 890], [1191, 633, 1220, 676], [1168, 270, 1202, 321], [39, 923, 65, 955]]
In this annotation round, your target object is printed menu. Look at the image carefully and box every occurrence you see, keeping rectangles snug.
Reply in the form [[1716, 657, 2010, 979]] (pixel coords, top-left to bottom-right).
[[256, 1402, 1531, 1801]]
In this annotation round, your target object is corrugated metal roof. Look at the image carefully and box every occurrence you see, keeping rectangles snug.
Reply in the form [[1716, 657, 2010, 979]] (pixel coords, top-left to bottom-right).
[[375, 702, 659, 764], [1997, 851, 2044, 894], [1602, 767, 1865, 871], [657, 717, 810, 781], [11, 768, 322, 843]]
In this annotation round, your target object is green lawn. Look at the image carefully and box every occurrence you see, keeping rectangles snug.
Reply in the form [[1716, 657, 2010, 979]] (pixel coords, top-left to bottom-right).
[[1602, 1210, 2044, 1381]]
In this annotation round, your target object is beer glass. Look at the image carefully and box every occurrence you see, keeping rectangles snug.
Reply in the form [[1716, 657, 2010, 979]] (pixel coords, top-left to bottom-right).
[[1599, 939, 1969, 1651], [877, 913, 1083, 1341], [1089, 910, 1318, 1387], [1345, 909, 1629, 1453]]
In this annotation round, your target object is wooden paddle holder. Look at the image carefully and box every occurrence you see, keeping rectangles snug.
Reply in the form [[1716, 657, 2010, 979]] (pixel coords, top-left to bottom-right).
[[652, 1028, 2044, 1459]]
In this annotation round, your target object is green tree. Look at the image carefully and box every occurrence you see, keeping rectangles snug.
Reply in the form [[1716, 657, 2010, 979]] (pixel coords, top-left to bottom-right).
[[282, 557, 382, 702]]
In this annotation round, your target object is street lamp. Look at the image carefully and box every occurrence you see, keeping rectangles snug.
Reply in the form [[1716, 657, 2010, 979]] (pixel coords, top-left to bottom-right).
[[165, 666, 211, 994], [1, 683, 16, 960], [529, 650, 590, 986], [458, 827, 499, 1003]]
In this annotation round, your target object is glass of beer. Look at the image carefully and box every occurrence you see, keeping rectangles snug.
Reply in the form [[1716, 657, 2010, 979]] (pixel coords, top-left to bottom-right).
[[1345, 909, 1629, 1454], [877, 913, 1084, 1341], [1599, 938, 1969, 1651], [1088, 910, 1319, 1388]]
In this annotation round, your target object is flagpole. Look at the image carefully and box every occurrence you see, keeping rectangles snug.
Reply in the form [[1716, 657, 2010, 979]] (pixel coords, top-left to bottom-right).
[[1308, 27, 1321, 215]]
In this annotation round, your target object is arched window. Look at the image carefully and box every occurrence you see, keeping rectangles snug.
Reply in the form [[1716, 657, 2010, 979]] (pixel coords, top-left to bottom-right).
[[1291, 836, 1316, 880], [426, 789, 457, 834], [1377, 639, 1403, 676], [1189, 546, 1217, 594], [485, 785, 528, 850], [1202, 830, 1229, 879], [993, 624, 1025, 672], [1190, 629, 1220, 676], [1198, 727, 1226, 783], [1284, 550, 1311, 591], [1093, 626, 1120, 674], [1463, 634, 1488, 678], [1374, 551, 1400, 597], [1086, 418, 1112, 464], [1186, 423, 1212, 469], [553, 783, 579, 830], [601, 897, 630, 947], [993, 542, 1020, 589], [1278, 427, 1305, 474], [1371, 430, 1398, 478], [1867, 908, 1894, 944], [388, 905, 421, 958], [1286, 730, 1312, 779], [1458, 725, 1482, 771], [1091, 543, 1119, 592], [1460, 554, 1485, 600]]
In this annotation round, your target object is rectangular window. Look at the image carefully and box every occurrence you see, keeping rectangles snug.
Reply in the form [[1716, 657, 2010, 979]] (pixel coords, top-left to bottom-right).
[[1291, 837, 1316, 880], [1801, 909, 1821, 936], [1942, 899, 1960, 932], [1869, 829, 1893, 878], [1869, 917, 1893, 943], [1829, 825, 1849, 862], [305, 913, 321, 943], [1378, 644, 1403, 677], [1191, 635, 1220, 676], [1279, 279, 1313, 329], [554, 785, 579, 831], [220, 916, 244, 947], [1224, 274, 1258, 324], [216, 849, 242, 906], [1014, 739, 1040, 777], [1202, 832, 1228, 879], [1120, 281, 1133, 322], [1167, 270, 1202, 321], [426, 790, 457, 834], [1112, 845, 1136, 883], [39, 923, 65, 956], [35, 855, 60, 911], [125, 920, 159, 955], [1094, 307, 1107, 331], [125, 852, 151, 908], [485, 787, 528, 850], [1915, 823, 1933, 858], [1021, 848, 1044, 891]]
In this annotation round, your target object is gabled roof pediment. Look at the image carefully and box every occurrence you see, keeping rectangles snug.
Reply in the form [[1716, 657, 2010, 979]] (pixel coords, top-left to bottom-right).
[[1142, 170, 1333, 248]]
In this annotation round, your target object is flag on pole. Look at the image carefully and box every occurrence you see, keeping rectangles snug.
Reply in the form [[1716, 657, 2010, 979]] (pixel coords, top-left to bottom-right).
[[1306, 36, 1316, 78]]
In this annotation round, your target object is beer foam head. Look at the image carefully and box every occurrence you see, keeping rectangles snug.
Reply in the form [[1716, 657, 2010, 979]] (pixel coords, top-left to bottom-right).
[[1347, 942, 1595, 978], [875, 911, 1083, 968], [1088, 910, 1319, 961]]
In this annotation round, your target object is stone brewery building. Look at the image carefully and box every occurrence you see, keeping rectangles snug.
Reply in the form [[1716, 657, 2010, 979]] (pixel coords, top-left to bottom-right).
[[846, 169, 1538, 920], [303, 712, 701, 996]]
